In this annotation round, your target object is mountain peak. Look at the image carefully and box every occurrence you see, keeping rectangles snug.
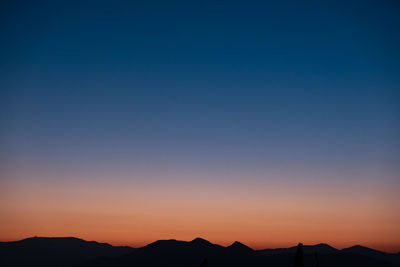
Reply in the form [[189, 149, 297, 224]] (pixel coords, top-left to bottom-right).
[[26, 236, 82, 240], [190, 237, 212, 245], [227, 241, 254, 253], [21, 236, 88, 245], [315, 243, 330, 246], [310, 243, 337, 253], [229, 241, 246, 247], [313, 243, 336, 249], [346, 245, 368, 249], [342, 245, 386, 255]]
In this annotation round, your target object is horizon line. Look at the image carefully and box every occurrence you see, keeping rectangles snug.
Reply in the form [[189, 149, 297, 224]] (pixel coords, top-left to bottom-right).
[[1, 235, 399, 254]]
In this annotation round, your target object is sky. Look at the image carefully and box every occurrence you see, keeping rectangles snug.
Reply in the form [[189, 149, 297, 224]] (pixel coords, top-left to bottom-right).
[[1, 0, 400, 252]]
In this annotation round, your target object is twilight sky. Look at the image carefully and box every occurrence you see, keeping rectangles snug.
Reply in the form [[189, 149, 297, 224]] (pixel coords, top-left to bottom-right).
[[1, 0, 400, 252]]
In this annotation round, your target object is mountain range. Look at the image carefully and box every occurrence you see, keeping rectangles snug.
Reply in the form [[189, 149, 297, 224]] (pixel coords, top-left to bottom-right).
[[0, 237, 399, 267]]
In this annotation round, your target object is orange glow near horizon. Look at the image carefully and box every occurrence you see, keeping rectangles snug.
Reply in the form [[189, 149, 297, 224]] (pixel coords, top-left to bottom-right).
[[1, 172, 399, 253]]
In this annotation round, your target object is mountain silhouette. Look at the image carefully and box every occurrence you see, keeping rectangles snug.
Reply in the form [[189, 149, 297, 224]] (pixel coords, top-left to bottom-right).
[[1, 236, 399, 267], [258, 243, 338, 256], [111, 237, 237, 267], [0, 237, 134, 267], [191, 237, 214, 246], [227, 241, 255, 254], [342, 245, 400, 266]]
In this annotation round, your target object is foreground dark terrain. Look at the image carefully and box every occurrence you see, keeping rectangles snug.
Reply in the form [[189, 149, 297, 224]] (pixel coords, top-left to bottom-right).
[[0, 237, 399, 267]]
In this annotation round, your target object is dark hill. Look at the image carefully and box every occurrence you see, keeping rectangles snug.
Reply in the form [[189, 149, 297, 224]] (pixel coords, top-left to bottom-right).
[[116, 237, 228, 267], [258, 243, 338, 256], [0, 236, 135, 267], [227, 241, 256, 255], [342, 245, 400, 265], [1, 237, 399, 267]]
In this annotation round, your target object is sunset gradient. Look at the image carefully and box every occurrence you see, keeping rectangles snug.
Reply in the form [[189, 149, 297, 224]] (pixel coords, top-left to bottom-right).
[[1, 168, 399, 252], [1, 0, 400, 253]]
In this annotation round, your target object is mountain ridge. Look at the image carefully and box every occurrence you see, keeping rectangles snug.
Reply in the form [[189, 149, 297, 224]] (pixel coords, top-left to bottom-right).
[[1, 236, 397, 254], [1, 236, 399, 267]]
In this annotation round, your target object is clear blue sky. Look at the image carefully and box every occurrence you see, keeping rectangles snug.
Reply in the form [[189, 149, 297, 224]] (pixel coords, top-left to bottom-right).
[[2, 0, 399, 179]]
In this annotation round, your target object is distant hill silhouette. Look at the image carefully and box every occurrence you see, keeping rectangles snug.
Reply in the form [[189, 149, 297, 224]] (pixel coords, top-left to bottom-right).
[[258, 243, 338, 256], [342, 245, 400, 266], [1, 236, 399, 267], [0, 237, 134, 267], [227, 241, 256, 255]]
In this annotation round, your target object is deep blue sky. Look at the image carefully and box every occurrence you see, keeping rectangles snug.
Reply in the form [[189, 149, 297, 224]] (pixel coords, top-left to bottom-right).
[[1, 0, 399, 184]]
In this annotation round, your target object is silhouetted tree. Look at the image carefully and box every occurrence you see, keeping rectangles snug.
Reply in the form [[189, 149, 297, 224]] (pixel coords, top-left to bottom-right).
[[315, 251, 320, 267], [200, 257, 208, 267], [294, 243, 304, 267]]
